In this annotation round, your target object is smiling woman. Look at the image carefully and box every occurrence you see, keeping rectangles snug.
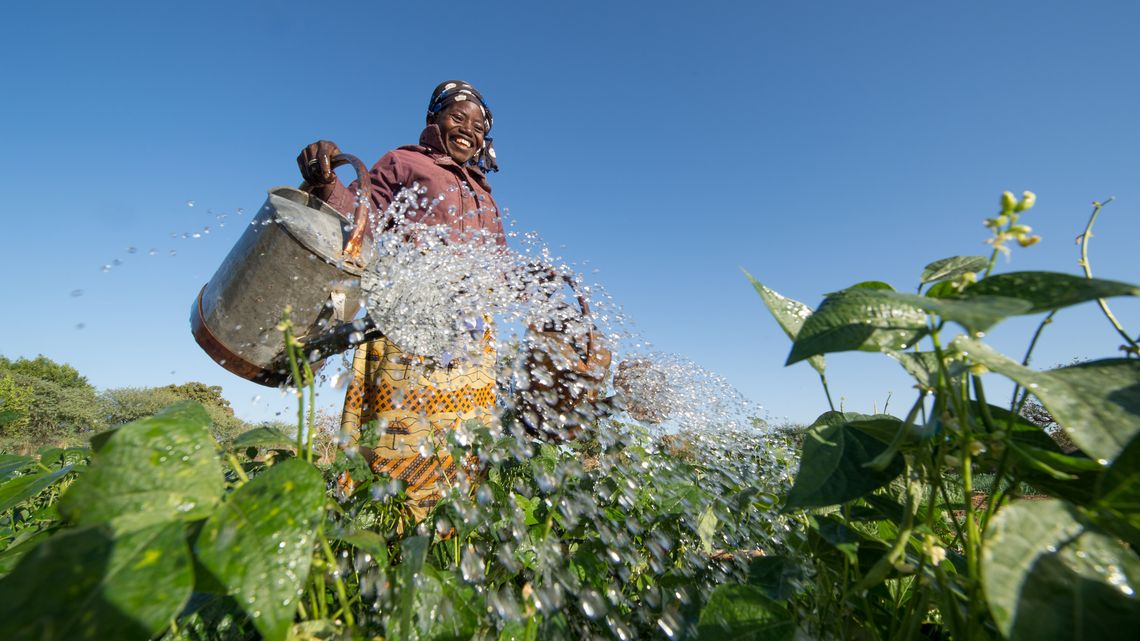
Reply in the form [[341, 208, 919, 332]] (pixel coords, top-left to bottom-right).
[[296, 80, 507, 523]]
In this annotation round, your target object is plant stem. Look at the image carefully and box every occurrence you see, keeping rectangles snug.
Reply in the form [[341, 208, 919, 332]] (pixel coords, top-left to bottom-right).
[[1008, 311, 1056, 411], [303, 358, 316, 462], [1077, 198, 1139, 353], [225, 452, 249, 484], [983, 247, 1002, 279], [819, 373, 836, 412], [318, 523, 355, 627]]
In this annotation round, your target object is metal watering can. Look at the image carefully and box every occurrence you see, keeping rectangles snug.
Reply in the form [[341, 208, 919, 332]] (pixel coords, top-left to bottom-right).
[[191, 154, 376, 385]]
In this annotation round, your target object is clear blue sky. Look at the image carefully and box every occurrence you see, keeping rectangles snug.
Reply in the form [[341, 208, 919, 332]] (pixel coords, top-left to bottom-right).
[[2, 1, 1138, 425]]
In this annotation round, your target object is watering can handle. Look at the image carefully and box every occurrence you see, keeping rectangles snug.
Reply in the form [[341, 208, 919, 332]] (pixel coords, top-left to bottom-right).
[[330, 153, 373, 260]]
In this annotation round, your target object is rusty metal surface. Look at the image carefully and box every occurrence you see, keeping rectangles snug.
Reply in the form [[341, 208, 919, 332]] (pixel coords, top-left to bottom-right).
[[191, 167, 375, 385]]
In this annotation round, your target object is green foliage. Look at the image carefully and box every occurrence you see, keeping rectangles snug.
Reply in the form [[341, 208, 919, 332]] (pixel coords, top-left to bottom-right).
[[0, 354, 90, 390], [195, 459, 324, 641], [749, 193, 1140, 640], [0, 375, 33, 435], [696, 584, 795, 640], [4, 191, 1137, 641], [787, 285, 929, 365], [919, 255, 988, 284], [59, 402, 224, 531], [162, 382, 234, 416], [783, 415, 905, 509], [99, 387, 249, 443], [982, 499, 1140, 639], [0, 522, 194, 641]]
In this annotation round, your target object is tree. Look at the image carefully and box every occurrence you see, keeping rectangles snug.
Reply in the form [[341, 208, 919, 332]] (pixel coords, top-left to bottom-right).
[[0, 354, 103, 444], [0, 374, 34, 435], [0, 354, 90, 390], [162, 382, 234, 416], [99, 387, 249, 443]]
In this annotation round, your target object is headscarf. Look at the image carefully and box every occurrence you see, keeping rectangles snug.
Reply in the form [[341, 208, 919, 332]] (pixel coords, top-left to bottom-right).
[[427, 80, 499, 172]]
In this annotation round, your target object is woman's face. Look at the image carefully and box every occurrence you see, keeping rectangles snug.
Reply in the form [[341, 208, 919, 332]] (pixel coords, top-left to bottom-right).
[[431, 100, 488, 164]]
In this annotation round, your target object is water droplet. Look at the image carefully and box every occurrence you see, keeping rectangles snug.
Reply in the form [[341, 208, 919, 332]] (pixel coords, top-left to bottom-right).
[[186, 200, 196, 207], [70, 289, 84, 297]]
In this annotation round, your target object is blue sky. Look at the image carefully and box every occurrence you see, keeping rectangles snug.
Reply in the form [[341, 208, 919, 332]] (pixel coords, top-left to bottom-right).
[[2, 1, 1138, 425]]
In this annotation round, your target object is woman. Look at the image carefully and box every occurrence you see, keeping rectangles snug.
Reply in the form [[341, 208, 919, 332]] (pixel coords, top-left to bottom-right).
[[297, 81, 504, 523]]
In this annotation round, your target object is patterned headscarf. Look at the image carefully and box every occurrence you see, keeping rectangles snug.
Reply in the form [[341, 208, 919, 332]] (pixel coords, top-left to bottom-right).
[[427, 80, 498, 172]]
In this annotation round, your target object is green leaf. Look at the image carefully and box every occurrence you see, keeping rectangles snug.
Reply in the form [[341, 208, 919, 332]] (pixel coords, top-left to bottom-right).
[[954, 338, 1140, 463], [784, 422, 905, 509], [788, 288, 929, 365], [697, 505, 719, 554], [844, 280, 894, 291], [966, 271, 1140, 313], [393, 535, 430, 641], [232, 426, 296, 450], [886, 349, 970, 390], [336, 529, 390, 567], [886, 291, 1030, 332], [414, 567, 483, 641], [982, 499, 1140, 640], [697, 584, 795, 640], [59, 401, 224, 532], [0, 454, 34, 481], [0, 522, 193, 641], [746, 556, 805, 601], [920, 255, 988, 284], [194, 459, 325, 641], [1095, 434, 1140, 545], [0, 465, 72, 514], [745, 272, 825, 375]]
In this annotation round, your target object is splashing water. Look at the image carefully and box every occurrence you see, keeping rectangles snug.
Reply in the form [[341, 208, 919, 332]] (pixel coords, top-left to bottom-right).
[[309, 186, 798, 639]]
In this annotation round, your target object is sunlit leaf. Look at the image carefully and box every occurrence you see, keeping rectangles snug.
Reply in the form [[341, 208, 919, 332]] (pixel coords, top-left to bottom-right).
[[336, 530, 390, 567], [697, 584, 795, 640], [391, 535, 430, 641], [966, 271, 1140, 313], [920, 255, 988, 284], [195, 459, 325, 641], [982, 499, 1140, 639], [697, 505, 719, 554], [0, 522, 193, 641], [231, 426, 296, 450], [954, 338, 1140, 463], [414, 567, 483, 641], [59, 401, 224, 532], [745, 272, 825, 375], [788, 289, 929, 365]]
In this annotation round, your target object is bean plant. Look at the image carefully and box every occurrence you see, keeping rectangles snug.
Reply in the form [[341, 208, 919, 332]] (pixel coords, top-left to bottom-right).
[[746, 192, 1140, 639], [0, 316, 796, 639], [0, 192, 1136, 641]]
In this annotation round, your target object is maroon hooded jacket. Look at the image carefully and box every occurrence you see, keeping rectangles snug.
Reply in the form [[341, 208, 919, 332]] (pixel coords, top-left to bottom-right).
[[312, 125, 506, 247]]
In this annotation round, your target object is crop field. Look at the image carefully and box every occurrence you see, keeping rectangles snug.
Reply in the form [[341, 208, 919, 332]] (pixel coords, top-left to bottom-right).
[[1, 192, 1138, 641]]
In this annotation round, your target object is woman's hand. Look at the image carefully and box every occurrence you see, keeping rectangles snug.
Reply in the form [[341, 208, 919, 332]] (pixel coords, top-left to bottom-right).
[[297, 140, 342, 185]]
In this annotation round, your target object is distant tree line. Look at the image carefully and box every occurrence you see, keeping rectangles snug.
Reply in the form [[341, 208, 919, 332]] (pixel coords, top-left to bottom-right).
[[0, 354, 263, 452]]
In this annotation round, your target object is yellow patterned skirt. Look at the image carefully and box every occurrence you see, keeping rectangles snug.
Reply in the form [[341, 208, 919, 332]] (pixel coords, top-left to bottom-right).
[[340, 330, 497, 523]]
